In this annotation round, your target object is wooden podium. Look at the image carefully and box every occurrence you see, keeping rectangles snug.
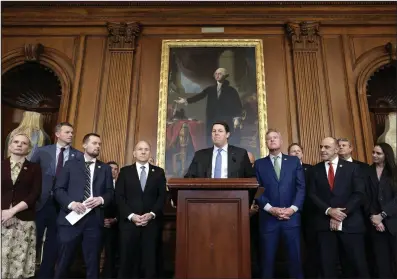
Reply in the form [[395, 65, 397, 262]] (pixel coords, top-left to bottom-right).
[[168, 178, 258, 279]]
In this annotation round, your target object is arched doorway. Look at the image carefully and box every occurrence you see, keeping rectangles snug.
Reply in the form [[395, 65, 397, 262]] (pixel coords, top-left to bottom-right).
[[367, 63, 397, 140], [1, 62, 62, 158]]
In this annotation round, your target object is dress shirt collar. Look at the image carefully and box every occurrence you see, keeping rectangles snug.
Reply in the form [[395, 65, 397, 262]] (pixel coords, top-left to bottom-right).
[[84, 155, 96, 164], [345, 156, 353, 162], [214, 144, 228, 154], [10, 157, 25, 166], [136, 161, 150, 171], [270, 152, 282, 161], [326, 156, 339, 166], [56, 143, 70, 150]]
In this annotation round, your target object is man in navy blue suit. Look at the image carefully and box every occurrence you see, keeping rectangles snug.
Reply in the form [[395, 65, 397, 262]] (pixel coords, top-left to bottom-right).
[[54, 133, 114, 279], [255, 129, 305, 279], [31, 122, 82, 279]]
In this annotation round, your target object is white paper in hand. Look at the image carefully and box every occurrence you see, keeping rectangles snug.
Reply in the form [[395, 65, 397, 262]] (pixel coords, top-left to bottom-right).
[[65, 207, 92, 225]]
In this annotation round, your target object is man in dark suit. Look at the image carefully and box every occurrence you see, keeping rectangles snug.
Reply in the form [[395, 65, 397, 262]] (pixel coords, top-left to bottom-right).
[[309, 137, 369, 278], [30, 122, 83, 279], [255, 130, 305, 279], [116, 140, 166, 279], [287, 143, 317, 278], [184, 121, 254, 179], [101, 161, 120, 278], [337, 137, 373, 278], [175, 68, 243, 145], [54, 133, 114, 279]]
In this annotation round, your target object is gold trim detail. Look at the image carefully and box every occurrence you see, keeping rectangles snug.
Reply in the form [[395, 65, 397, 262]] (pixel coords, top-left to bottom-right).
[[156, 39, 268, 169]]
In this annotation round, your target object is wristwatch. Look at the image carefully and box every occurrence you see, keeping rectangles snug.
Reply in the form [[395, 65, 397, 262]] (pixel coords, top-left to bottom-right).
[[380, 211, 387, 219]]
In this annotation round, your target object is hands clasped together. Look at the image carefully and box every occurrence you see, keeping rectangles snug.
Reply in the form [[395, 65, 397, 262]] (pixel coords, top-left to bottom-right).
[[70, 197, 103, 214], [132, 213, 154, 227], [268, 207, 296, 220], [370, 214, 386, 232]]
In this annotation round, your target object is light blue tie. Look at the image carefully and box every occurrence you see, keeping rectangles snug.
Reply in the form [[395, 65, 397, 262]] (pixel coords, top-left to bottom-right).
[[140, 166, 147, 191], [214, 149, 223, 178]]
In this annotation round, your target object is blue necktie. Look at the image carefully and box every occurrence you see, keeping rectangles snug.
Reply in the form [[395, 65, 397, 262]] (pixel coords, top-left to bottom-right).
[[214, 149, 223, 178], [140, 166, 147, 191]]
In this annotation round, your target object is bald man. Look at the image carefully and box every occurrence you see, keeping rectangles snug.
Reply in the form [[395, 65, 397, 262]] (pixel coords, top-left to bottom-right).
[[115, 141, 166, 279], [309, 137, 369, 278], [175, 67, 243, 145]]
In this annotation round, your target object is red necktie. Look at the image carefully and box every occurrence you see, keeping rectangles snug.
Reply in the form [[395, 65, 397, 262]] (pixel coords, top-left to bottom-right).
[[328, 162, 335, 190]]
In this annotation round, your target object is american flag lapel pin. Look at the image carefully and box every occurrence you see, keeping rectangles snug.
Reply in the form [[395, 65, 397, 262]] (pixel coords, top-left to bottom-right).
[[71, 154, 75, 157], [24, 167, 27, 170], [284, 158, 287, 161], [98, 165, 101, 169], [152, 168, 155, 172]]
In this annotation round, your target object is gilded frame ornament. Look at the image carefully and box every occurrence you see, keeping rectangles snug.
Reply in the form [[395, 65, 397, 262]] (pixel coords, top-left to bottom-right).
[[156, 39, 268, 172]]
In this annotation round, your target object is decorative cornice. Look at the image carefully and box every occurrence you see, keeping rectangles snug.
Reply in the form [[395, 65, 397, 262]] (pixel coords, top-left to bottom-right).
[[2, 1, 397, 7], [24, 43, 44, 62], [107, 22, 141, 50], [2, 5, 396, 27], [286, 22, 320, 50]]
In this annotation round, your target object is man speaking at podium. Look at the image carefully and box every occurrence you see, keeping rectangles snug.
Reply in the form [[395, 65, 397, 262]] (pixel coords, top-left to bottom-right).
[[184, 121, 254, 179]]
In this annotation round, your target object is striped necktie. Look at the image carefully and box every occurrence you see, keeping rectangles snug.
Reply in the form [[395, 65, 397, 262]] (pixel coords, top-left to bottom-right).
[[84, 161, 94, 200]]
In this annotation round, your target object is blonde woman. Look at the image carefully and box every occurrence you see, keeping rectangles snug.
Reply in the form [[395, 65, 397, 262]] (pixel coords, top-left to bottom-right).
[[5, 111, 51, 160], [1, 133, 42, 278]]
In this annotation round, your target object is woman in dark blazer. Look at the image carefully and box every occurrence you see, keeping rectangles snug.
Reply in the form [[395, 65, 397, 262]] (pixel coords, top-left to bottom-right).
[[1, 133, 42, 279], [367, 142, 397, 278]]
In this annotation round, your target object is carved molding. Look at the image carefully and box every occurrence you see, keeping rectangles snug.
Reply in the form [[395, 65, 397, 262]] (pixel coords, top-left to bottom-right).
[[24, 43, 44, 62], [286, 21, 320, 50], [385, 42, 397, 61], [107, 22, 141, 50]]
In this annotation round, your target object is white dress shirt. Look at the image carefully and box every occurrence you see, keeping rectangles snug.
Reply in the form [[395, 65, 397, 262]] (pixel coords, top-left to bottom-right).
[[68, 156, 104, 210], [113, 179, 116, 188], [212, 144, 228, 178], [216, 81, 222, 98], [128, 161, 156, 221], [325, 156, 339, 215], [345, 156, 353, 162], [264, 153, 298, 213]]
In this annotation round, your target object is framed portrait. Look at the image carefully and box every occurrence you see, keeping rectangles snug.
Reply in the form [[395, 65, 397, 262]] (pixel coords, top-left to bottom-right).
[[156, 39, 268, 178]]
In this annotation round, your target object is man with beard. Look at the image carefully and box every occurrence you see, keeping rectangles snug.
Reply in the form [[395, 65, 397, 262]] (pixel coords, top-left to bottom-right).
[[54, 133, 114, 278], [175, 67, 243, 145]]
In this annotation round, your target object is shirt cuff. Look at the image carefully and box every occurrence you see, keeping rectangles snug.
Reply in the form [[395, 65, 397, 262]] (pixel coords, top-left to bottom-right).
[[290, 205, 298, 212], [264, 203, 272, 212], [100, 197, 104, 205], [150, 212, 156, 219], [68, 202, 75, 210], [325, 207, 331, 215], [127, 213, 135, 221]]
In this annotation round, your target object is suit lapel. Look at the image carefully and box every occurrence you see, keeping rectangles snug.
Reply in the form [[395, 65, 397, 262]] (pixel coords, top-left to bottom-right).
[[332, 159, 346, 193], [206, 148, 213, 178], [227, 145, 235, 178], [2, 158, 12, 187], [131, 163, 143, 192], [144, 164, 156, 192], [93, 161, 102, 195], [319, 162, 332, 193], [265, 156, 279, 182], [51, 144, 57, 175]]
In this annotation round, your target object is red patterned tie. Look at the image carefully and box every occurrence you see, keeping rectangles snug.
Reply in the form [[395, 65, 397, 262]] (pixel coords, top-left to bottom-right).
[[328, 162, 335, 190]]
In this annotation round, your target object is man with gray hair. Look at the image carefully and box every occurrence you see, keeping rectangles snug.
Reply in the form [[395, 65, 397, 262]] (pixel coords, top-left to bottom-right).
[[175, 67, 243, 145]]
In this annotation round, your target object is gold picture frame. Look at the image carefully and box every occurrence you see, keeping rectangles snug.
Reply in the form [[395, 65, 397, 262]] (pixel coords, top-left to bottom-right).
[[156, 39, 268, 175]]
